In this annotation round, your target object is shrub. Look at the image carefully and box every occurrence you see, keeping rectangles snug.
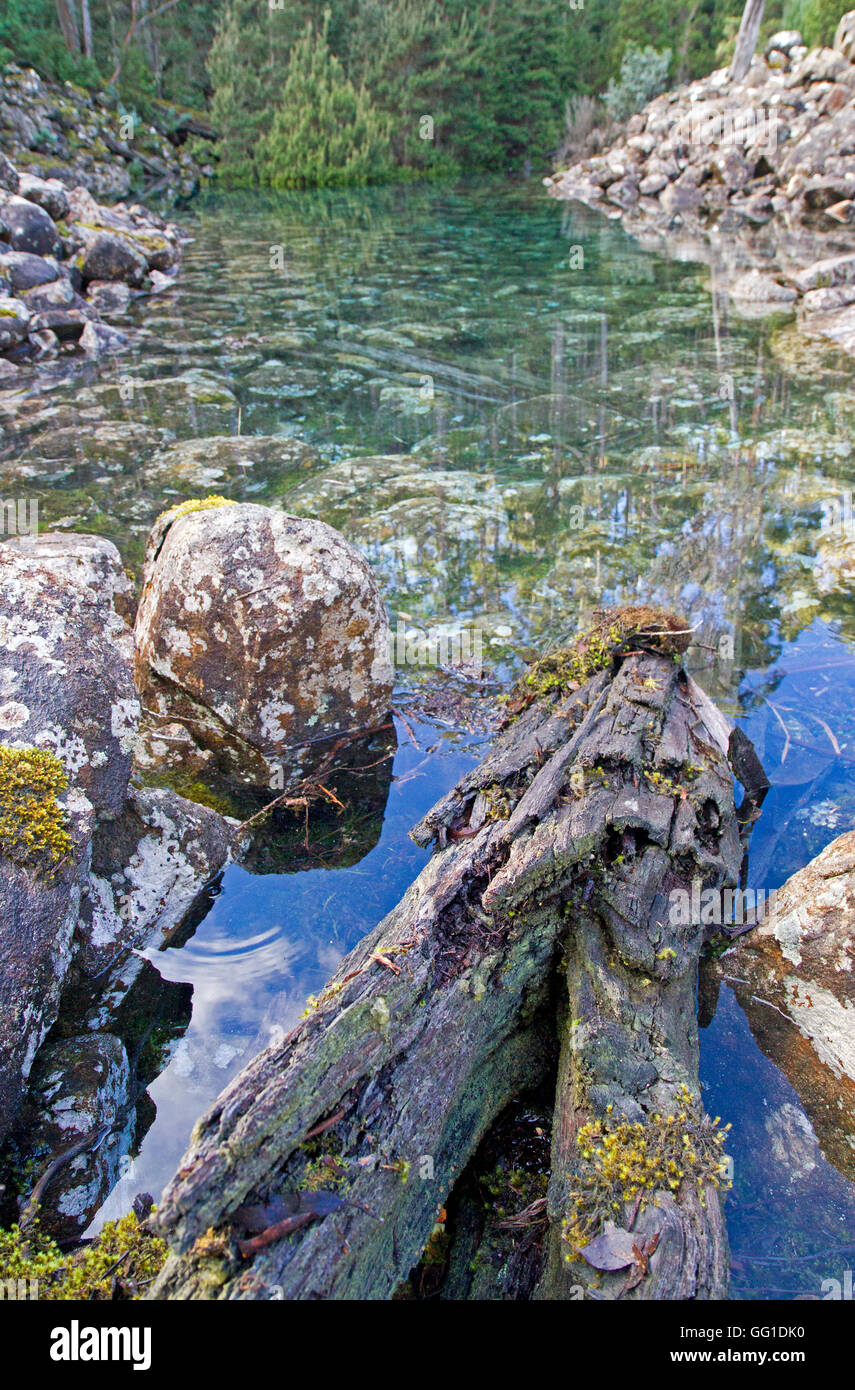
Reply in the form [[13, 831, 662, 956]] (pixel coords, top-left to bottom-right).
[[602, 44, 672, 122]]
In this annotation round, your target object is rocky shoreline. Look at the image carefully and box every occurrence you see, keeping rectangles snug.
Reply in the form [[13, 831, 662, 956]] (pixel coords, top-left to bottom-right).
[[1, 63, 210, 203], [0, 147, 184, 376], [546, 12, 855, 359]]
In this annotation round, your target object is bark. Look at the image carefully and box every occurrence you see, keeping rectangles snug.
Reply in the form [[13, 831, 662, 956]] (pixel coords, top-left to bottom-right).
[[730, 0, 766, 84], [80, 0, 94, 59], [151, 633, 749, 1301], [55, 0, 81, 53]]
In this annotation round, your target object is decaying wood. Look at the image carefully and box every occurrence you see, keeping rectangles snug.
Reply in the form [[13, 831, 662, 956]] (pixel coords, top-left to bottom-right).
[[151, 621, 751, 1301]]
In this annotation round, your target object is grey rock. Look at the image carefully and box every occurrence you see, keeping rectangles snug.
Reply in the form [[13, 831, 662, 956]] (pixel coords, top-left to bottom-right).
[[0, 195, 60, 257], [16, 172, 69, 222], [0, 250, 60, 292], [76, 785, 241, 980], [16, 1034, 131, 1239], [72, 230, 148, 288]]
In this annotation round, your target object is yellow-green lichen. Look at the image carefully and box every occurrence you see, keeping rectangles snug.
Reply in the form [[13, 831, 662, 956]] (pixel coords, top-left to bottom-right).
[[0, 1211, 167, 1299], [0, 745, 72, 869], [156, 494, 236, 528]]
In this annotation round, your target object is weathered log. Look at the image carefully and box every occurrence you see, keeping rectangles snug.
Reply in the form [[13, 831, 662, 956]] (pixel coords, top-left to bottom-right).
[[150, 612, 749, 1300]]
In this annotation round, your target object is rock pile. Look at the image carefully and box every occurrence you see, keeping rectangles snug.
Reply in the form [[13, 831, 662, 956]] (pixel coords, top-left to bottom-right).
[[0, 63, 209, 201], [546, 14, 855, 357], [0, 150, 183, 373]]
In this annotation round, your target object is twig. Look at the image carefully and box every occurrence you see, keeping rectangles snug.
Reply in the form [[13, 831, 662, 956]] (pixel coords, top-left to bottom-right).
[[303, 1110, 346, 1143]]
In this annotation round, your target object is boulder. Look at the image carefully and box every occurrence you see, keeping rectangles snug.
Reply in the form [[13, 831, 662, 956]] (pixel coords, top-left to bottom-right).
[[0, 250, 60, 292], [76, 786, 241, 980], [0, 195, 60, 257], [0, 537, 139, 1143], [14, 1034, 131, 1239], [834, 10, 855, 64], [0, 537, 138, 820], [0, 296, 31, 351], [71, 231, 148, 288], [86, 280, 132, 316], [16, 173, 69, 222], [134, 501, 394, 790], [80, 320, 129, 359], [709, 830, 855, 1179]]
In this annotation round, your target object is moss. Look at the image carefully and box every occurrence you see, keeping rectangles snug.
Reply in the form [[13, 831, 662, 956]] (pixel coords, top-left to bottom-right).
[[562, 1087, 731, 1257], [516, 606, 693, 705], [0, 745, 72, 870], [483, 783, 513, 820], [302, 1154, 349, 1191], [155, 494, 236, 528], [0, 1212, 167, 1299], [140, 768, 238, 819]]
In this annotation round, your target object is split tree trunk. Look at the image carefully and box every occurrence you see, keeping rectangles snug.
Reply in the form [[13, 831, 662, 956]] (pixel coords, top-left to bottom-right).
[[151, 629, 748, 1301]]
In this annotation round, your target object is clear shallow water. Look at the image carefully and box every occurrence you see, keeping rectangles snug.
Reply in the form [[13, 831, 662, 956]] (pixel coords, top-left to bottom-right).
[[4, 181, 855, 1296]]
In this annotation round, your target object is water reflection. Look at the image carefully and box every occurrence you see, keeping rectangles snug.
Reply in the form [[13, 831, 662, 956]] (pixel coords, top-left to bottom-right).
[[3, 182, 852, 1290]]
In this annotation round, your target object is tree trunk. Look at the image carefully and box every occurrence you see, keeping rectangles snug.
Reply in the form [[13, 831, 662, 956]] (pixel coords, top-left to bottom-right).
[[150, 615, 751, 1300], [730, 0, 766, 83], [55, 0, 81, 53], [80, 0, 94, 59]]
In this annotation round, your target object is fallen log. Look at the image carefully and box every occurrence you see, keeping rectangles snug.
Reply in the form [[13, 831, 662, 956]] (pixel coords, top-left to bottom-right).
[[150, 608, 750, 1300]]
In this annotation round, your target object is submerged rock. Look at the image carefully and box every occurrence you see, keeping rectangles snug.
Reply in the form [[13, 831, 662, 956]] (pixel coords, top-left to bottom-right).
[[134, 501, 394, 791], [708, 830, 855, 1181]]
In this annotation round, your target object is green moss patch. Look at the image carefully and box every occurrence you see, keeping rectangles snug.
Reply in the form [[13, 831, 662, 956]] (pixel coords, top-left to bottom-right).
[[516, 606, 693, 705], [0, 1211, 167, 1299], [0, 745, 72, 869]]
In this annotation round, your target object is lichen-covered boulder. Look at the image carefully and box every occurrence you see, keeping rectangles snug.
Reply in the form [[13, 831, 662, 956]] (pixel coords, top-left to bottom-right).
[[0, 537, 138, 785], [0, 250, 60, 292], [709, 830, 855, 1180], [134, 501, 393, 790], [76, 786, 242, 980], [14, 1034, 131, 1240], [15, 173, 69, 223], [71, 230, 148, 289], [0, 539, 140, 1143], [0, 747, 94, 1147]]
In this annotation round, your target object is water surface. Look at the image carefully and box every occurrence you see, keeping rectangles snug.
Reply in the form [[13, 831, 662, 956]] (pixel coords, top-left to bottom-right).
[[4, 182, 855, 1297]]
